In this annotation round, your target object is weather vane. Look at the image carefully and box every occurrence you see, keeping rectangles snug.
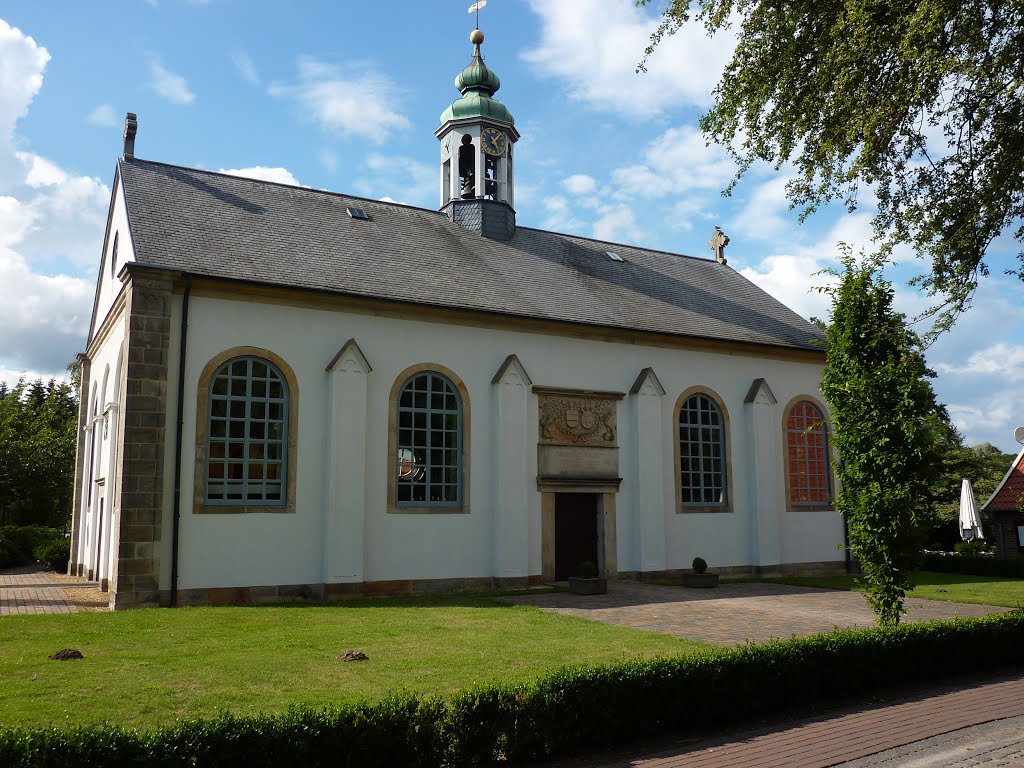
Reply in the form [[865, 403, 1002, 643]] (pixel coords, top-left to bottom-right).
[[468, 0, 487, 28]]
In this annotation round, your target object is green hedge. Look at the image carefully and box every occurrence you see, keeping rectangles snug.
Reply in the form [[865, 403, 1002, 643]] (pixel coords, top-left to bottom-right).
[[2, 613, 1023, 767], [0, 525, 65, 571], [922, 552, 1024, 578]]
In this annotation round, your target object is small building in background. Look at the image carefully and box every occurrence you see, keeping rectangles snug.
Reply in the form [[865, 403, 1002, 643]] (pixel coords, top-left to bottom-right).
[[981, 441, 1024, 558]]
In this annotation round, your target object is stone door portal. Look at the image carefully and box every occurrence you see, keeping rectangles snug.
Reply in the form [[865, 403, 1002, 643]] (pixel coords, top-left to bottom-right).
[[554, 492, 600, 580]]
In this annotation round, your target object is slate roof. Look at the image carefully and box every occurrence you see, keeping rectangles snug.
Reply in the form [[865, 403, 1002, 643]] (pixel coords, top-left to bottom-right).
[[982, 446, 1024, 512], [118, 158, 826, 353]]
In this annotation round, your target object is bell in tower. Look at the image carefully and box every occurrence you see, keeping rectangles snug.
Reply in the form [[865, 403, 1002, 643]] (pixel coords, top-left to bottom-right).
[[436, 26, 520, 240]]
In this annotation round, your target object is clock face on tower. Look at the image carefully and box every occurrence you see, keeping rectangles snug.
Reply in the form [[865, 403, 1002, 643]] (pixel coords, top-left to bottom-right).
[[480, 127, 507, 157]]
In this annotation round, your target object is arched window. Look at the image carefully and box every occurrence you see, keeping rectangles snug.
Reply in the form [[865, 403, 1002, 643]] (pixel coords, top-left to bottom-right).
[[786, 400, 831, 507], [395, 371, 463, 506], [206, 356, 288, 505], [678, 393, 727, 506]]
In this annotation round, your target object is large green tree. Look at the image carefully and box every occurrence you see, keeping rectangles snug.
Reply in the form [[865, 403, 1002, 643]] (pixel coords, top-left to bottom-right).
[[640, 0, 1024, 328], [820, 251, 939, 626], [0, 378, 79, 529]]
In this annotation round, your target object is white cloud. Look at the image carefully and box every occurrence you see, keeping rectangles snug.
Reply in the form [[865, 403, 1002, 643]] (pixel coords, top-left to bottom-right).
[[319, 149, 338, 174], [732, 175, 794, 241], [541, 195, 585, 234], [522, 0, 736, 117], [148, 59, 195, 105], [611, 125, 734, 199], [0, 19, 50, 143], [0, 246, 93, 374], [946, 395, 1018, 448], [592, 205, 642, 243], [86, 104, 118, 127], [218, 166, 301, 186], [738, 251, 833, 321], [562, 174, 597, 196], [352, 153, 434, 207], [0, 364, 66, 388], [668, 199, 714, 232], [934, 343, 1024, 381], [232, 51, 259, 86], [0, 22, 107, 380], [269, 57, 410, 143]]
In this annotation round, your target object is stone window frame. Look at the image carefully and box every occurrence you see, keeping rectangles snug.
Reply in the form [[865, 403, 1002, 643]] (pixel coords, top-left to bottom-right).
[[782, 395, 835, 512], [673, 386, 734, 514], [387, 363, 471, 514], [193, 347, 299, 514]]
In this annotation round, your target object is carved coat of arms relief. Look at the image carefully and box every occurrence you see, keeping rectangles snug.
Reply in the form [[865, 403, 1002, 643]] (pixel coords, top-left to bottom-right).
[[539, 395, 617, 446]]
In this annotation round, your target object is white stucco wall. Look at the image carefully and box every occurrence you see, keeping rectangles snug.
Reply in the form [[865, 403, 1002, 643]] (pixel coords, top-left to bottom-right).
[[91, 175, 135, 330], [156, 292, 845, 591]]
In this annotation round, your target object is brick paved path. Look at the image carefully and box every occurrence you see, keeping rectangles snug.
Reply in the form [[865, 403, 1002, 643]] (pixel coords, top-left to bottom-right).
[[552, 673, 1024, 768], [0, 565, 92, 616], [503, 581, 1008, 646]]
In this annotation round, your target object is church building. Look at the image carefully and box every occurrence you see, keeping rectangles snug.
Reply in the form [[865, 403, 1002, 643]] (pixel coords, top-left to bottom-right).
[[70, 28, 845, 609]]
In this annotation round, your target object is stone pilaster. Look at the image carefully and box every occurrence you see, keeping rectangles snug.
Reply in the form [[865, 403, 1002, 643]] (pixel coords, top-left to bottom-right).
[[68, 354, 91, 575], [629, 367, 667, 573], [491, 354, 532, 579], [744, 377, 781, 570], [111, 270, 173, 609], [324, 339, 372, 581]]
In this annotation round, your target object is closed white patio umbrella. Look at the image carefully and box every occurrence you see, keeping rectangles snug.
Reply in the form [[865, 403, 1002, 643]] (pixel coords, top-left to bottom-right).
[[958, 478, 984, 541]]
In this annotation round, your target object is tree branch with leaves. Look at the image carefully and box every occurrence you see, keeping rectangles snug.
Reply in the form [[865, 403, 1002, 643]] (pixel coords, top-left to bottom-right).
[[639, 0, 1024, 334]]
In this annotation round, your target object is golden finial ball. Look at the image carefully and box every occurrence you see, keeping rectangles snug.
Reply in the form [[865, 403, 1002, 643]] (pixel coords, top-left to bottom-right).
[[470, 29, 484, 44]]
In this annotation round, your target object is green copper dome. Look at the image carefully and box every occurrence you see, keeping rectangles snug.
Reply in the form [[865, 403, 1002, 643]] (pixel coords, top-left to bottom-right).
[[439, 30, 514, 127], [455, 57, 501, 94]]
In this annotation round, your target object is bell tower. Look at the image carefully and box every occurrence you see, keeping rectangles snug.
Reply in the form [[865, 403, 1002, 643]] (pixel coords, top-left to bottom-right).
[[436, 27, 520, 241]]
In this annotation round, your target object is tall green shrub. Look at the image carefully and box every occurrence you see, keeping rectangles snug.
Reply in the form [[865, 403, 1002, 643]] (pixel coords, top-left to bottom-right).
[[820, 251, 939, 626]]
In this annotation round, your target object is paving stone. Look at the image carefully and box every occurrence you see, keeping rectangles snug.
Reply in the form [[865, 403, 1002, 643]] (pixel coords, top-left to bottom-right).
[[0, 565, 94, 616], [502, 581, 1009, 646]]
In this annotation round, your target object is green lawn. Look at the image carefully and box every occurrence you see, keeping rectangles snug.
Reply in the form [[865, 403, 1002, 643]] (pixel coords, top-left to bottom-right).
[[755, 571, 1024, 608], [0, 595, 710, 730]]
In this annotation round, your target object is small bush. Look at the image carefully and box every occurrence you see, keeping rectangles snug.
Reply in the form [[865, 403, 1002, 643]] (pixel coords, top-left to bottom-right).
[[577, 560, 598, 579], [953, 539, 992, 557], [692, 556, 708, 574], [33, 537, 70, 572], [0, 526, 63, 570]]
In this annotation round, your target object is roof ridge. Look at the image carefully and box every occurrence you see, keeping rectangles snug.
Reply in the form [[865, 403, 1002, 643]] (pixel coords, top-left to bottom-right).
[[119, 157, 448, 218]]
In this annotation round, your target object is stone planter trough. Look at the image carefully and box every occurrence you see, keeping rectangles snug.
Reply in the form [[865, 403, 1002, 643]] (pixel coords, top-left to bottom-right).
[[681, 573, 719, 588], [568, 576, 608, 595]]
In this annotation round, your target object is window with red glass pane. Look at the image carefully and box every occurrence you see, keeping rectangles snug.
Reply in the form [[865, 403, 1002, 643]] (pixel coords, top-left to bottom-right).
[[786, 401, 831, 506]]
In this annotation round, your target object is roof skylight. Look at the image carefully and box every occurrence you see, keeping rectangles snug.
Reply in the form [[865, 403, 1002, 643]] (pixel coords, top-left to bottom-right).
[[606, 251, 625, 262], [347, 207, 369, 220]]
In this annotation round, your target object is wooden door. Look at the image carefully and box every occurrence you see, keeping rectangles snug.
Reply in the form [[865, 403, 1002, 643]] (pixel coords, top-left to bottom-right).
[[554, 493, 600, 580]]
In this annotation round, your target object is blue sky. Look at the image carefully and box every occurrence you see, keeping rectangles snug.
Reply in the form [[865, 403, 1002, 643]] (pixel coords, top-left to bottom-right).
[[2, 1, 1022, 452]]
